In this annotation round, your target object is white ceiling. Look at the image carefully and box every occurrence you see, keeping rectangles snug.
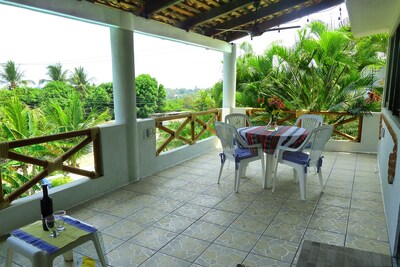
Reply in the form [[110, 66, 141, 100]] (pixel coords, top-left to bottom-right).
[[346, 0, 400, 37]]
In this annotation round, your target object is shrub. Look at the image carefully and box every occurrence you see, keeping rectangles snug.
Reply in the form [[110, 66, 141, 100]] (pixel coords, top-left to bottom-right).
[[50, 176, 73, 187]]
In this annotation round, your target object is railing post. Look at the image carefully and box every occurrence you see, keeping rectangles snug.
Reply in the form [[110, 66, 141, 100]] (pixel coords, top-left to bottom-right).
[[92, 127, 103, 177], [0, 142, 8, 208], [0, 167, 4, 204], [191, 113, 195, 143], [357, 114, 364, 142]]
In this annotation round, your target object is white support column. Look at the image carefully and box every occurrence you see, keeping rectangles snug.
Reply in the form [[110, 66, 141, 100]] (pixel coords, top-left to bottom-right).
[[110, 27, 139, 182], [222, 43, 237, 110]]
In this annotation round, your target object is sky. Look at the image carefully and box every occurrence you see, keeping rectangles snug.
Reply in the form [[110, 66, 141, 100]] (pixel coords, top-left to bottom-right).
[[0, 3, 347, 89]]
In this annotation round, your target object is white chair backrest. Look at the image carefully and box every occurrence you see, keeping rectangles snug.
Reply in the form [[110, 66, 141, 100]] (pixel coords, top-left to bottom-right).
[[295, 115, 323, 131], [215, 121, 238, 161], [308, 125, 334, 166], [225, 113, 252, 128]]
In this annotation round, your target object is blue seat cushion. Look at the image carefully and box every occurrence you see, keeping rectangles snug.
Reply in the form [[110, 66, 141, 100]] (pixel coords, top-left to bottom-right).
[[235, 147, 258, 162], [282, 151, 309, 165]]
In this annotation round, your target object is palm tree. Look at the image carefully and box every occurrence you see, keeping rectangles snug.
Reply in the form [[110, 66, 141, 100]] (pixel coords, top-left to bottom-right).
[[0, 97, 44, 140], [39, 63, 69, 85], [68, 66, 93, 97], [236, 21, 386, 114], [45, 93, 110, 167], [235, 42, 277, 107], [0, 97, 45, 195], [0, 60, 34, 90]]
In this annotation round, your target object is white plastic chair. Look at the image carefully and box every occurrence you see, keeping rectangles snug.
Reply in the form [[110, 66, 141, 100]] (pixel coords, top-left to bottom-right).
[[294, 114, 324, 148], [225, 113, 252, 129], [272, 125, 333, 200], [294, 114, 323, 131], [214, 121, 265, 192]]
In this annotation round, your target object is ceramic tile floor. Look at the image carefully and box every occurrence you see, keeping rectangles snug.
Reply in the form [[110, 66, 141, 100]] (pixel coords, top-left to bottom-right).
[[0, 150, 392, 267]]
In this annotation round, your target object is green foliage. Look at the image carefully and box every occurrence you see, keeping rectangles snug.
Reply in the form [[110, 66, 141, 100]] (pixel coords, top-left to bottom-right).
[[45, 93, 110, 132], [50, 176, 74, 187], [1, 161, 39, 198], [156, 84, 167, 113], [0, 98, 47, 195], [39, 81, 75, 111], [85, 85, 112, 115], [0, 60, 34, 89], [16, 87, 43, 108], [234, 22, 387, 115], [96, 82, 114, 118], [97, 82, 114, 97], [0, 88, 15, 107], [0, 64, 116, 196], [39, 63, 69, 85], [69, 66, 93, 97], [209, 81, 223, 108], [0, 97, 45, 140], [163, 98, 186, 112], [193, 90, 216, 111], [136, 74, 159, 118]]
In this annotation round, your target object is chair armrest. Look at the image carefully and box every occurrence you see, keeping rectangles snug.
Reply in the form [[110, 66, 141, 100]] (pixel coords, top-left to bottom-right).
[[244, 143, 262, 149], [234, 131, 262, 149], [276, 130, 312, 153], [276, 145, 302, 152]]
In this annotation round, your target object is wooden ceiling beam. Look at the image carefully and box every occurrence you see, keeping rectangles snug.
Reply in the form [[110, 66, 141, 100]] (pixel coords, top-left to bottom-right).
[[177, 0, 253, 30], [207, 0, 309, 36], [144, 0, 184, 18], [223, 0, 344, 42]]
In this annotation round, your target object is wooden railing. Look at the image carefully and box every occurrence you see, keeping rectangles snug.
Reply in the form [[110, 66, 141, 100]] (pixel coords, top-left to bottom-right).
[[153, 109, 221, 156], [153, 108, 363, 156], [246, 109, 364, 142], [0, 128, 103, 208]]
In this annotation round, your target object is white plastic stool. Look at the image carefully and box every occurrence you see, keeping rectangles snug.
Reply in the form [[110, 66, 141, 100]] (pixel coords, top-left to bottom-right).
[[5, 229, 108, 267]]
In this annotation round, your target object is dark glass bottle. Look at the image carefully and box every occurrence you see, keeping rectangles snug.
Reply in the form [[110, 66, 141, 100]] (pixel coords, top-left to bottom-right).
[[40, 184, 53, 231]]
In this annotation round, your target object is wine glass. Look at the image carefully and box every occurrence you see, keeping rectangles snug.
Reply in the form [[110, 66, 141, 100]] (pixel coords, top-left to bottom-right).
[[45, 215, 58, 238], [54, 210, 66, 232]]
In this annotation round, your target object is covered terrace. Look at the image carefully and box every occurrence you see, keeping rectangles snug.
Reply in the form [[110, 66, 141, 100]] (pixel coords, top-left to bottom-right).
[[1, 0, 400, 266]]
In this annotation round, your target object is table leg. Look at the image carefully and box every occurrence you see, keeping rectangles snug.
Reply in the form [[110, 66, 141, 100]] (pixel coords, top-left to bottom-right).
[[6, 247, 13, 267], [63, 250, 73, 262], [240, 163, 248, 178], [264, 154, 274, 188], [92, 232, 108, 266]]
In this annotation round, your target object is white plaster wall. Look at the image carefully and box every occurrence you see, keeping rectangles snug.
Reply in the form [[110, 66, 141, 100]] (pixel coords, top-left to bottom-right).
[[0, 124, 130, 236], [378, 109, 400, 256], [325, 112, 380, 154]]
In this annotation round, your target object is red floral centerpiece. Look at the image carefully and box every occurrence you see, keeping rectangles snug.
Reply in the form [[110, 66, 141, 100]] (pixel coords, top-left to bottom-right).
[[257, 95, 285, 128]]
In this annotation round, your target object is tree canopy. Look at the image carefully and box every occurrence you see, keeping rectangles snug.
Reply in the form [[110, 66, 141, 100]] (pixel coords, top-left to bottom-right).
[[0, 60, 33, 90], [135, 74, 167, 118], [39, 63, 69, 85], [232, 21, 386, 114]]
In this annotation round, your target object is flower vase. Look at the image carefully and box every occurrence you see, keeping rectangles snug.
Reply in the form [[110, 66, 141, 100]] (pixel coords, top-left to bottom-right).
[[267, 116, 277, 131]]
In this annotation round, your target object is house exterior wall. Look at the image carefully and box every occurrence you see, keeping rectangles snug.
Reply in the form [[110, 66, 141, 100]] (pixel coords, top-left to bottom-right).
[[379, 109, 400, 256], [377, 11, 400, 257]]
